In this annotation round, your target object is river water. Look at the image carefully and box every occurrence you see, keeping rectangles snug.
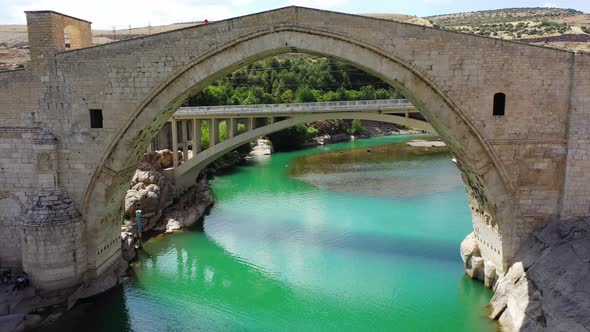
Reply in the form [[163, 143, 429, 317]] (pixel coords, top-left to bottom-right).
[[44, 135, 496, 332]]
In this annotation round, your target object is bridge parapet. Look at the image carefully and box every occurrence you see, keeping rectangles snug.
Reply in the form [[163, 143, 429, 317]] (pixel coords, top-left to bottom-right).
[[175, 99, 415, 117]]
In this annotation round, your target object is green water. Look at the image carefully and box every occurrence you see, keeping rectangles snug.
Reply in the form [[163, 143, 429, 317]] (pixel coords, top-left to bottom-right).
[[45, 135, 496, 331]]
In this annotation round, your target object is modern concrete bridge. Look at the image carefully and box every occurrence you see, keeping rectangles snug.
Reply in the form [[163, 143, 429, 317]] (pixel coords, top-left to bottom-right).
[[0, 6, 589, 307], [163, 99, 432, 188]]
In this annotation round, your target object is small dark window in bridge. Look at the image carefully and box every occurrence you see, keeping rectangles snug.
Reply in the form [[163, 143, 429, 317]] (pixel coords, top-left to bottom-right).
[[90, 109, 103, 128], [493, 93, 506, 116]]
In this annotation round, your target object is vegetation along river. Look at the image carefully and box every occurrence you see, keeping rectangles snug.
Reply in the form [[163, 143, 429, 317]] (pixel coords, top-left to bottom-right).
[[44, 134, 496, 331]]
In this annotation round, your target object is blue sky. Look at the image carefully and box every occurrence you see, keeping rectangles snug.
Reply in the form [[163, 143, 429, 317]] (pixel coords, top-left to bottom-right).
[[1, 0, 588, 29]]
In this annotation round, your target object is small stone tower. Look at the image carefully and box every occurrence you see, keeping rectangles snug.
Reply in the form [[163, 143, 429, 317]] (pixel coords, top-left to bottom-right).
[[25, 11, 92, 76], [17, 128, 87, 290], [19, 189, 86, 290]]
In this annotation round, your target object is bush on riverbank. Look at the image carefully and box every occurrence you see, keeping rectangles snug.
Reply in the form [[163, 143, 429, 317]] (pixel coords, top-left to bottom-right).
[[348, 119, 366, 135]]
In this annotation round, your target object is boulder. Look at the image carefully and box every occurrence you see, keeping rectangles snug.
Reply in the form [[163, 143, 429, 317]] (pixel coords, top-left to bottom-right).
[[142, 149, 181, 170], [120, 232, 136, 262], [460, 232, 488, 283], [165, 219, 182, 233], [460, 232, 480, 263], [157, 180, 214, 232], [124, 162, 174, 220]]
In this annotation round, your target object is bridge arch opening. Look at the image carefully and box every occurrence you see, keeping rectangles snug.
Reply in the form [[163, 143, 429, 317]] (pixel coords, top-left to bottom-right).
[[83, 28, 516, 276]]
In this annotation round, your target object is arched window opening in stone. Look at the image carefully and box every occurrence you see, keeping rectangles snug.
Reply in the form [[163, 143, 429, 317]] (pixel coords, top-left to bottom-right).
[[493, 92, 506, 116], [63, 25, 82, 49]]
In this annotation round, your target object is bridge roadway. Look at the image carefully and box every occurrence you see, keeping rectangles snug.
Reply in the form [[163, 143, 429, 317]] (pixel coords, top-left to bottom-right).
[[161, 99, 433, 186], [174, 98, 417, 118]]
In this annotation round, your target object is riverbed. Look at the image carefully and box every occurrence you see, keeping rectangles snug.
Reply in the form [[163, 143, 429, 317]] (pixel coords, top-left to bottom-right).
[[42, 134, 496, 331]]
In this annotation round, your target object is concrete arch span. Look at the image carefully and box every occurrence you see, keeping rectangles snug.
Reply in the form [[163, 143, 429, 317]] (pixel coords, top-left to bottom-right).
[[84, 27, 516, 276], [174, 112, 436, 187]]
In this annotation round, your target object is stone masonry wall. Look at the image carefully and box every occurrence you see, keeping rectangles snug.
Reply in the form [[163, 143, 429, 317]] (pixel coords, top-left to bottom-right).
[[561, 53, 590, 218], [0, 196, 24, 268], [0, 129, 38, 269]]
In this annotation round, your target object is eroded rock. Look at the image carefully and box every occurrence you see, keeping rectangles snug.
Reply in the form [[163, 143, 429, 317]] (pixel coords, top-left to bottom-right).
[[123, 162, 174, 233], [489, 217, 590, 331], [156, 179, 213, 232], [460, 233, 494, 286], [142, 149, 181, 170]]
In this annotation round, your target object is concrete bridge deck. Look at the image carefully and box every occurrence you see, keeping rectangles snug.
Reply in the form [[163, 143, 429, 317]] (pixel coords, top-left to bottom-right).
[[173, 99, 417, 118]]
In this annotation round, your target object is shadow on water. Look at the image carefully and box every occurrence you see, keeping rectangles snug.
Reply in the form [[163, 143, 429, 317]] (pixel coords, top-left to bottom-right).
[[136, 230, 296, 307], [37, 284, 131, 332]]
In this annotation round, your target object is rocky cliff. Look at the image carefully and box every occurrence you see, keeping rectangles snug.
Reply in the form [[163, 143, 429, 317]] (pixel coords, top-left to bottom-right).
[[462, 217, 590, 331]]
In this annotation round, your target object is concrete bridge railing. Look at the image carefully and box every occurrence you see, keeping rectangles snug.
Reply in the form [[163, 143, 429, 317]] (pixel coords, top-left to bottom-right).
[[174, 98, 416, 117]]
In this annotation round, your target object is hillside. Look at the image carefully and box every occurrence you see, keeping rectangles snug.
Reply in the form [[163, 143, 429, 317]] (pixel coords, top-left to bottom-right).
[[427, 7, 590, 52], [362, 13, 433, 27], [0, 22, 205, 71], [1, 7, 589, 71]]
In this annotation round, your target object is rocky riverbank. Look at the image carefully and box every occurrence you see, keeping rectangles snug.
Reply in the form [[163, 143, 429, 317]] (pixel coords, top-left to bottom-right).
[[120, 148, 248, 262], [461, 217, 590, 331], [305, 120, 424, 147]]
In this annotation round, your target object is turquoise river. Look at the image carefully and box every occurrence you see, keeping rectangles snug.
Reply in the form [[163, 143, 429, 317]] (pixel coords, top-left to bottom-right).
[[44, 134, 496, 331]]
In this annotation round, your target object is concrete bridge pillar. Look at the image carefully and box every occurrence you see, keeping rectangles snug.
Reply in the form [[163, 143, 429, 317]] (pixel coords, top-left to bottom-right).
[[192, 119, 201, 155], [229, 118, 238, 138], [206, 119, 215, 147], [181, 120, 189, 162], [214, 119, 223, 145], [248, 117, 255, 131], [172, 118, 179, 168]]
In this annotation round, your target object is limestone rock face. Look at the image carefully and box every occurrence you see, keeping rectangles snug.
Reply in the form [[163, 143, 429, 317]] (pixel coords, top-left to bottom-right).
[[165, 219, 183, 233], [142, 149, 181, 170], [120, 232, 136, 262], [123, 162, 174, 232], [489, 217, 590, 331], [460, 233, 496, 286], [156, 180, 213, 233]]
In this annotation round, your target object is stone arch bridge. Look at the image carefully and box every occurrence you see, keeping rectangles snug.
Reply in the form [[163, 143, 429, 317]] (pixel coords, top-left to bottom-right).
[[0, 6, 588, 298]]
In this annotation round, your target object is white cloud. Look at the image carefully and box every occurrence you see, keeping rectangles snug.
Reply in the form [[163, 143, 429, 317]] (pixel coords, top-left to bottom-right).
[[543, 2, 557, 7]]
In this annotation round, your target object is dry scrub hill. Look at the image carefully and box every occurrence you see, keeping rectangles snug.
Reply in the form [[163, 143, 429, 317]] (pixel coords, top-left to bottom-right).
[[427, 7, 590, 52], [0, 21, 204, 71]]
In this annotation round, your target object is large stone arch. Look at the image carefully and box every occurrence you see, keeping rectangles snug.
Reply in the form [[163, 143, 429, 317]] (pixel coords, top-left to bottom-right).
[[174, 112, 435, 186], [82, 28, 517, 275]]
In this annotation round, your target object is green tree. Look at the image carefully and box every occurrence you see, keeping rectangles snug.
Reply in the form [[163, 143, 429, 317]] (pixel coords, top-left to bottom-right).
[[295, 86, 317, 103], [348, 119, 366, 135]]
